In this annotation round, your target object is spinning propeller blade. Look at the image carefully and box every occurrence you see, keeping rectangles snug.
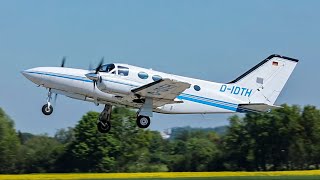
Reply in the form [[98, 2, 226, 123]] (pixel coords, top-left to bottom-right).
[[95, 57, 104, 74], [89, 63, 93, 71], [61, 56, 66, 67]]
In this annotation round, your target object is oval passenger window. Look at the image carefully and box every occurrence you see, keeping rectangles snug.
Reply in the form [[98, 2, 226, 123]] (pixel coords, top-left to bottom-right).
[[152, 75, 162, 81], [138, 72, 149, 79]]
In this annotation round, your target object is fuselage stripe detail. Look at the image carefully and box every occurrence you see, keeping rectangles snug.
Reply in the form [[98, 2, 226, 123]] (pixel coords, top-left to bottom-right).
[[25, 71, 92, 82], [180, 93, 237, 106], [177, 96, 238, 111]]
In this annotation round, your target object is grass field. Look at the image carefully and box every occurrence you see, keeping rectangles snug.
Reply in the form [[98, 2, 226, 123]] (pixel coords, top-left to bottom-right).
[[1, 171, 320, 180]]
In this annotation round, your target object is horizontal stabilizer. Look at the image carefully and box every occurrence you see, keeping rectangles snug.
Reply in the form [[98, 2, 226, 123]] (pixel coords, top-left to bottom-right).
[[238, 103, 281, 113]]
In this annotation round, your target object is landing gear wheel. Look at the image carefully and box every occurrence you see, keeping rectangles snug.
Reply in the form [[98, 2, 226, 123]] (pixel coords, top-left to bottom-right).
[[97, 121, 111, 133], [137, 115, 150, 128], [42, 104, 53, 115]]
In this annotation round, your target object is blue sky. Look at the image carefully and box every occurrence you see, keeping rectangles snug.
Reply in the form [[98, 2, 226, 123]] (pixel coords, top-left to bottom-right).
[[0, 0, 319, 135]]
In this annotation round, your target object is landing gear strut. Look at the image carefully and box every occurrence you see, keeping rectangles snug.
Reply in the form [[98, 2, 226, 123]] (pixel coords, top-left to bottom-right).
[[136, 98, 152, 129], [42, 89, 53, 115], [97, 104, 112, 133]]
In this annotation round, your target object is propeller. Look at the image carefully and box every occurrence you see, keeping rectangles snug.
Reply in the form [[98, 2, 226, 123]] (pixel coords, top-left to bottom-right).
[[94, 57, 104, 89], [95, 57, 104, 73], [85, 57, 104, 89], [84, 57, 104, 106]]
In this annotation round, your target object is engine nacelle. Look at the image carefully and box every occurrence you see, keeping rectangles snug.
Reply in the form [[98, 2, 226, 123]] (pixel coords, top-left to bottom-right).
[[97, 76, 139, 95]]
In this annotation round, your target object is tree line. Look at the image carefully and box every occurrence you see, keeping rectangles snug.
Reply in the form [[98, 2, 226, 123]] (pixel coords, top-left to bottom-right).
[[0, 104, 320, 173]]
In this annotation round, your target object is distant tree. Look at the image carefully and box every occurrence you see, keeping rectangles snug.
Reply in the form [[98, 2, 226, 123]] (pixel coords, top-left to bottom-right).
[[222, 104, 309, 171], [167, 127, 221, 172], [297, 105, 320, 168], [16, 135, 63, 173], [222, 115, 253, 171], [0, 108, 20, 173], [186, 137, 219, 171], [54, 127, 75, 144], [17, 131, 35, 144], [57, 111, 118, 172]]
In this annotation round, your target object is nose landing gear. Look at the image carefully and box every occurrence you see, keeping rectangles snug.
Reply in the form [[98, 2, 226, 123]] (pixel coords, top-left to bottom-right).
[[42, 89, 53, 115], [42, 104, 53, 115]]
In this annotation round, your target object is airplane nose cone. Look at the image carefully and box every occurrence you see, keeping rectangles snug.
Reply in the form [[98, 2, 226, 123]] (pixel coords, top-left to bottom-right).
[[21, 70, 29, 78], [21, 68, 43, 85], [21, 69, 32, 79]]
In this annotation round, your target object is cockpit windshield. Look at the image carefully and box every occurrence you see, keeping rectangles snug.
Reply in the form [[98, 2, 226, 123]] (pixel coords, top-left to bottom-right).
[[99, 64, 115, 73]]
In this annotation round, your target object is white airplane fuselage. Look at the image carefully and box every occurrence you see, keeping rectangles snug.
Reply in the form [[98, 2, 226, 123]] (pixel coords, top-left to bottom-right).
[[22, 65, 244, 114], [22, 55, 299, 119]]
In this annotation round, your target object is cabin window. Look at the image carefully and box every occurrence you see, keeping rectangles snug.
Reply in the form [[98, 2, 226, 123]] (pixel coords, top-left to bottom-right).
[[194, 85, 201, 91], [100, 64, 115, 73], [118, 66, 129, 76], [138, 72, 149, 79], [152, 75, 162, 81]]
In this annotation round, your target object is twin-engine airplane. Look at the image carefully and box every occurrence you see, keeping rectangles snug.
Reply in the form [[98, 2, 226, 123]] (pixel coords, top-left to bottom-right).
[[22, 54, 299, 133]]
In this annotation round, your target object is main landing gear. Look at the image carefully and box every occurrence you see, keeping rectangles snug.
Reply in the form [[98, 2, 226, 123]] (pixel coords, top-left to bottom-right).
[[42, 89, 53, 115], [96, 105, 151, 133], [96, 98, 153, 133], [97, 104, 112, 133], [135, 98, 153, 129]]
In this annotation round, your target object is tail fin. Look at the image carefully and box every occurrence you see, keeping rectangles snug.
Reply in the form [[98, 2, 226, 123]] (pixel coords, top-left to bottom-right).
[[228, 54, 299, 105]]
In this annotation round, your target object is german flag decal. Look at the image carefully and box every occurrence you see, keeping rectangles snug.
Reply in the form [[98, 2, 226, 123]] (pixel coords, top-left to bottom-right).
[[272, 61, 279, 66]]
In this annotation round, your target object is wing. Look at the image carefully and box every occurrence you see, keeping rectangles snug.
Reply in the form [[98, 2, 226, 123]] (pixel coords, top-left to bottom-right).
[[132, 79, 191, 107]]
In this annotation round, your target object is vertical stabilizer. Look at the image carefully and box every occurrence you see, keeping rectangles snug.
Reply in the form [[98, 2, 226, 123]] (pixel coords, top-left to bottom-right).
[[228, 54, 299, 105]]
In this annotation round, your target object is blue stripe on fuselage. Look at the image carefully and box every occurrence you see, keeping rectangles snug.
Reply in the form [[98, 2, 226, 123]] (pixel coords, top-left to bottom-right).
[[26, 71, 92, 82], [177, 95, 238, 111]]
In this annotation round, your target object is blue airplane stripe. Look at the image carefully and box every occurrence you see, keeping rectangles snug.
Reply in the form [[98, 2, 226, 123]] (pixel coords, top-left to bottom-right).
[[180, 93, 237, 106], [26, 71, 92, 82], [25, 71, 239, 110], [177, 96, 238, 111], [26, 71, 78, 79], [26, 71, 86, 79], [181, 93, 237, 105], [178, 96, 238, 108], [177, 94, 237, 107]]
